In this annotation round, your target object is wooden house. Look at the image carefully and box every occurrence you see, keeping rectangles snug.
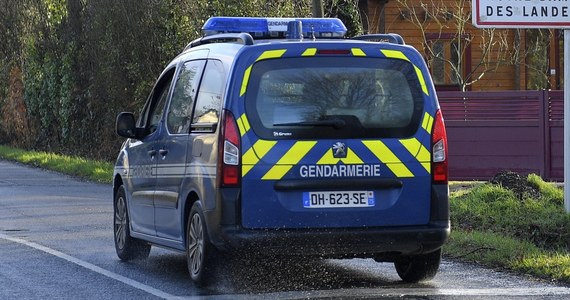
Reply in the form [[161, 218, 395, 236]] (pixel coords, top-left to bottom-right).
[[359, 0, 564, 91]]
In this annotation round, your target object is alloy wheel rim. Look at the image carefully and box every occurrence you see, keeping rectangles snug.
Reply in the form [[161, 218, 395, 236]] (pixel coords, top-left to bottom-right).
[[188, 213, 204, 277], [114, 196, 127, 249]]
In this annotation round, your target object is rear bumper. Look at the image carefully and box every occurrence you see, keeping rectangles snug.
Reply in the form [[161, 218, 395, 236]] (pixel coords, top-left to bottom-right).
[[207, 184, 450, 258], [216, 221, 449, 258]]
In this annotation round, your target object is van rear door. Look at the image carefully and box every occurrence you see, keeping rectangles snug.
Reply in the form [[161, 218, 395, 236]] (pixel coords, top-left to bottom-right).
[[236, 45, 437, 229]]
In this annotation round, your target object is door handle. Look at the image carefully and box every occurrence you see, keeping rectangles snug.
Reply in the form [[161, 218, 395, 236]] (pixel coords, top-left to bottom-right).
[[148, 149, 157, 157], [159, 149, 168, 157]]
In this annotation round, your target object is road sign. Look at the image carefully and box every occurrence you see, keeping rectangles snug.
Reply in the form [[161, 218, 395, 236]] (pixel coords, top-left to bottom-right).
[[472, 0, 570, 28]]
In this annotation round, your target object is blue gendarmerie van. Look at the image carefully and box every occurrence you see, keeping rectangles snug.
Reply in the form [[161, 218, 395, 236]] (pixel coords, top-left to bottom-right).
[[113, 17, 450, 285]]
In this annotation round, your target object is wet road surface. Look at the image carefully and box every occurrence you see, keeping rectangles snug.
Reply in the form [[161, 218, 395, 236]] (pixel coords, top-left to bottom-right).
[[1, 159, 569, 299]]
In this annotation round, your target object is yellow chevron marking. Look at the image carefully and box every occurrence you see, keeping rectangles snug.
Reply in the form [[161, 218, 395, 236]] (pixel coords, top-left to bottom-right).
[[317, 149, 364, 165], [362, 140, 414, 177], [241, 148, 257, 176], [262, 141, 317, 180], [253, 139, 277, 158], [351, 48, 366, 56], [240, 65, 252, 96], [256, 49, 287, 61], [240, 50, 287, 97], [302, 48, 317, 56], [237, 113, 251, 136], [400, 138, 431, 173], [317, 150, 339, 165], [241, 139, 277, 176], [381, 50, 429, 96], [414, 65, 429, 95], [421, 112, 434, 133], [381, 49, 409, 61]]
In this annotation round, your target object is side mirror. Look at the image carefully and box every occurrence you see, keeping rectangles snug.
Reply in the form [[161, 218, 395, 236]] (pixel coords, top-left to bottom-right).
[[116, 112, 138, 139]]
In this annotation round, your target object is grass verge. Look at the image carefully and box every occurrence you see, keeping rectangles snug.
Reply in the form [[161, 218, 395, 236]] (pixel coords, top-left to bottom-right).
[[0, 145, 113, 183], [447, 176, 570, 283]]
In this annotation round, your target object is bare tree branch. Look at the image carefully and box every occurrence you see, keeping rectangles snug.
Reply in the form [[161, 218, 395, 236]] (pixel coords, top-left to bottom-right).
[[396, 0, 513, 91]]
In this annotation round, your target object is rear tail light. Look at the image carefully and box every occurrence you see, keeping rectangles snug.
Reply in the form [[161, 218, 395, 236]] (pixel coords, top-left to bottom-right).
[[432, 109, 448, 184], [218, 110, 240, 187], [317, 49, 351, 55]]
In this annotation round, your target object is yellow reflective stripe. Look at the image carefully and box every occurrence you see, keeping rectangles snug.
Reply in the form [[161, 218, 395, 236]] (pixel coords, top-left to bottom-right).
[[421, 112, 434, 133], [362, 140, 414, 177], [242, 165, 254, 175], [400, 138, 431, 173], [351, 48, 366, 56], [414, 65, 429, 95], [317, 150, 338, 164], [381, 50, 429, 96], [240, 65, 252, 96], [253, 139, 277, 158], [261, 165, 291, 180], [240, 50, 287, 97], [380, 49, 409, 61], [343, 149, 364, 164], [237, 113, 251, 136], [256, 49, 287, 61], [302, 48, 317, 56], [262, 141, 317, 180], [317, 149, 364, 165], [241, 149, 257, 176], [242, 139, 277, 176]]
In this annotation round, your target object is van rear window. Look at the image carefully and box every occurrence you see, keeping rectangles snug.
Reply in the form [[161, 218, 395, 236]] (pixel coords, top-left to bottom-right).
[[244, 57, 424, 139]]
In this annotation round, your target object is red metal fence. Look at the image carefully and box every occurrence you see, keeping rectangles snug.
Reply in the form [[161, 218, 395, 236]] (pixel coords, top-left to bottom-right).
[[438, 90, 563, 181]]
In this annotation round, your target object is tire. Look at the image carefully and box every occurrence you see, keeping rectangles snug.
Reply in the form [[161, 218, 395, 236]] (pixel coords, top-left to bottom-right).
[[394, 248, 442, 283], [114, 185, 151, 261], [186, 202, 216, 286]]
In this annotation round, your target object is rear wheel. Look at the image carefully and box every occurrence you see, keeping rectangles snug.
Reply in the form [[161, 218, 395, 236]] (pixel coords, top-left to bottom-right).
[[186, 202, 216, 286], [114, 185, 151, 261], [394, 248, 441, 283]]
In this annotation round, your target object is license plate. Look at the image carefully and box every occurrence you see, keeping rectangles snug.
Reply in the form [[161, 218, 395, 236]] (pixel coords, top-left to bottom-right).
[[303, 191, 375, 208]]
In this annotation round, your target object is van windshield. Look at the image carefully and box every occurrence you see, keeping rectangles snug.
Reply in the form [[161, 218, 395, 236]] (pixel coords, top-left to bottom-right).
[[244, 57, 425, 139]]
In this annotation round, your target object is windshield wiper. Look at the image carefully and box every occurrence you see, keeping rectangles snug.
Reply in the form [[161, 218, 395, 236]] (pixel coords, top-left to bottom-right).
[[273, 119, 346, 129]]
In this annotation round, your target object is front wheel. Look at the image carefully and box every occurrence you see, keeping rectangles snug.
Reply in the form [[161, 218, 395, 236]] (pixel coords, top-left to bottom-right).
[[114, 185, 151, 261], [186, 202, 217, 286], [394, 248, 441, 283]]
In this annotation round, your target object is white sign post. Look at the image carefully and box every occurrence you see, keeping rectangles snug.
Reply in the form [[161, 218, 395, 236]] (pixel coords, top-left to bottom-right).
[[565, 30, 570, 213], [472, 0, 570, 212]]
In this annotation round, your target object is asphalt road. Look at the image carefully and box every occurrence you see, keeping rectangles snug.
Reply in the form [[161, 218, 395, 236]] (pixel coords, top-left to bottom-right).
[[1, 159, 569, 299]]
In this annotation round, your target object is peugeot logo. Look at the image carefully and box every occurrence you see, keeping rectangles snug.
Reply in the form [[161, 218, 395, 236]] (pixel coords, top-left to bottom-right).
[[332, 142, 347, 158]]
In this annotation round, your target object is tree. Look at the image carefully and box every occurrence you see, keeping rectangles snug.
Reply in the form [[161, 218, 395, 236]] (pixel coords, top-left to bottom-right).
[[325, 0, 363, 37], [0, 0, 364, 160], [396, 0, 512, 91]]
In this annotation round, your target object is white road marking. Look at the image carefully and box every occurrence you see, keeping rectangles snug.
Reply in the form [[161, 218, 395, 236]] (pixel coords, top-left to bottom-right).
[[3, 232, 570, 299], [0, 233, 180, 300]]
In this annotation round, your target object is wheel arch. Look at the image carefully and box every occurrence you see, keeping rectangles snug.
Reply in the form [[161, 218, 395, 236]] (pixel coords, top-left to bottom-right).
[[183, 191, 200, 246], [113, 174, 124, 199]]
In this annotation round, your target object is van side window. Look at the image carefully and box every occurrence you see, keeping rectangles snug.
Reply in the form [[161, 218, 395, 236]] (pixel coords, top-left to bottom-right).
[[193, 60, 225, 124], [139, 68, 175, 135], [167, 60, 206, 134]]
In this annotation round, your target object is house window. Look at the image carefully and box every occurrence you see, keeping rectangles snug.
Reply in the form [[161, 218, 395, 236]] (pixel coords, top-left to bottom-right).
[[425, 34, 470, 91], [430, 40, 459, 85]]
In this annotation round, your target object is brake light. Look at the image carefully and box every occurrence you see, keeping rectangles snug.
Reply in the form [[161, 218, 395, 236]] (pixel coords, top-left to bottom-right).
[[432, 109, 448, 184], [218, 110, 240, 187], [317, 49, 351, 55]]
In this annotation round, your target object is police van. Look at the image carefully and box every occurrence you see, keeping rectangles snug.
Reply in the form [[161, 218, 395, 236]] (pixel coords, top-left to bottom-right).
[[113, 16, 450, 285]]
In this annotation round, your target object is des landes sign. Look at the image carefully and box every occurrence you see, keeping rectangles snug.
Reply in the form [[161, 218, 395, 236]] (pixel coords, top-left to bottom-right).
[[472, 0, 570, 28]]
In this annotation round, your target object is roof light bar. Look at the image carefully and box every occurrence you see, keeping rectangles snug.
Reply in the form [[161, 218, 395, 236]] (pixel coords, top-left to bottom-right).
[[202, 17, 347, 39]]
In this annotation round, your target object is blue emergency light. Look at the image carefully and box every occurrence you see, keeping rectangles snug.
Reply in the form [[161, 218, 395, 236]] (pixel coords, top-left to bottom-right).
[[202, 17, 347, 39]]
